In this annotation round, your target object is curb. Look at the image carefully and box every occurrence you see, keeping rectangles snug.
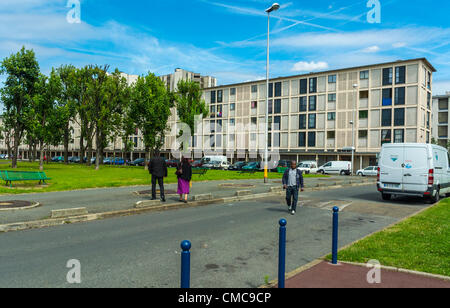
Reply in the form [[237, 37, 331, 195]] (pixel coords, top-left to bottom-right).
[[0, 181, 374, 233], [0, 201, 41, 212]]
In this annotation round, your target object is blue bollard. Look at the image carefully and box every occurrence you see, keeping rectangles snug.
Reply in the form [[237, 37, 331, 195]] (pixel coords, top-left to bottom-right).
[[278, 219, 287, 288], [332, 206, 339, 265], [180, 240, 191, 288]]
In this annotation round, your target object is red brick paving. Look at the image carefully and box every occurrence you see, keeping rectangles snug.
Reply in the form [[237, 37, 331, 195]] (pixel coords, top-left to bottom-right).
[[283, 261, 450, 288]]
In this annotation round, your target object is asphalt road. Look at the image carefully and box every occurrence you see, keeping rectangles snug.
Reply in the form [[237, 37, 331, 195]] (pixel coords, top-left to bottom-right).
[[0, 185, 429, 288]]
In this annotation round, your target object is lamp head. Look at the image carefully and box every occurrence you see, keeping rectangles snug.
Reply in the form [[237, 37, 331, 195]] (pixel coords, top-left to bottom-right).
[[266, 3, 280, 13]]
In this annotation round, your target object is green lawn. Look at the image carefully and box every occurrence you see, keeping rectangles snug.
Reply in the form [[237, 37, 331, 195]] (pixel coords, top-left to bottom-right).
[[0, 162, 326, 195], [331, 199, 450, 277]]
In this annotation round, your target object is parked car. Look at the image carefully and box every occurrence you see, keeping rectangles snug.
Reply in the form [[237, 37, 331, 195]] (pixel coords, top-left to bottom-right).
[[242, 162, 261, 171], [377, 143, 450, 203], [166, 159, 180, 168], [129, 158, 146, 166], [228, 161, 247, 171], [51, 156, 64, 163], [356, 166, 378, 176], [297, 162, 319, 174], [317, 161, 351, 175], [192, 160, 202, 168]]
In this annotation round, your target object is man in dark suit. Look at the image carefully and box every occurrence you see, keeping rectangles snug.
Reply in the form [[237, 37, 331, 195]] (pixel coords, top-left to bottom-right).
[[282, 160, 304, 215], [148, 152, 168, 202]]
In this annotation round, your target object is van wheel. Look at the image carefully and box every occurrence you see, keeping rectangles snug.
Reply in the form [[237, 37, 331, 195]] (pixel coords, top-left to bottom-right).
[[319, 170, 325, 175], [431, 189, 440, 204], [340, 170, 346, 176], [382, 193, 391, 201]]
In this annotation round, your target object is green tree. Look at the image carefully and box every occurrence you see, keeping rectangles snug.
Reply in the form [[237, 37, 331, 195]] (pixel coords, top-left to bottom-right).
[[174, 80, 208, 153], [31, 70, 64, 170], [130, 73, 173, 168], [0, 47, 40, 168]]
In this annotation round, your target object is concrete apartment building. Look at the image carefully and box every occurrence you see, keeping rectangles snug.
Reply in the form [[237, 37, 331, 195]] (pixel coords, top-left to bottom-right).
[[170, 58, 435, 168], [160, 68, 217, 92], [432, 92, 450, 147]]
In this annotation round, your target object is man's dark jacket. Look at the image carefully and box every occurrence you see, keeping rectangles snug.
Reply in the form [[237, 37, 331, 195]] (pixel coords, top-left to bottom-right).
[[282, 168, 304, 189], [149, 157, 168, 178]]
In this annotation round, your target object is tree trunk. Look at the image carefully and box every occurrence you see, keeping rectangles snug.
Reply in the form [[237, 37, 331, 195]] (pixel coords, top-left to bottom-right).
[[33, 143, 37, 162], [64, 125, 70, 164], [28, 143, 33, 162], [39, 142, 44, 171], [144, 149, 149, 171], [80, 134, 85, 163], [12, 130, 20, 169], [95, 130, 100, 170]]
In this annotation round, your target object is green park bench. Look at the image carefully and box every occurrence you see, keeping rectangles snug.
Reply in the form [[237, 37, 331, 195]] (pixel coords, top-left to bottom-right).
[[0, 170, 51, 187], [192, 168, 208, 176]]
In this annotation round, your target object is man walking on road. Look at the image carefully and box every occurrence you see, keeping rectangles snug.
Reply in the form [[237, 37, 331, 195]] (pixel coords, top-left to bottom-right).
[[282, 160, 304, 215], [148, 152, 168, 202]]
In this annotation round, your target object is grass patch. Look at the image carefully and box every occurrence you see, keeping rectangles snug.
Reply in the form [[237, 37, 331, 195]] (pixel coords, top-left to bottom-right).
[[330, 199, 450, 277], [0, 162, 326, 195]]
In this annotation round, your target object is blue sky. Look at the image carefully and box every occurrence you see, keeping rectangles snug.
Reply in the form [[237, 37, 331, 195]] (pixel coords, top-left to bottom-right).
[[1, 0, 450, 94]]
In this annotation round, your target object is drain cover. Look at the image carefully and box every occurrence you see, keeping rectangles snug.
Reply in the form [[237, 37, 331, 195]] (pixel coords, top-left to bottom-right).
[[0, 200, 34, 209]]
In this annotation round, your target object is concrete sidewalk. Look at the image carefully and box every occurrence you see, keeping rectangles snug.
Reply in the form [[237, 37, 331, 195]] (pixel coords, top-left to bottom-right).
[[282, 261, 450, 288], [0, 176, 375, 226]]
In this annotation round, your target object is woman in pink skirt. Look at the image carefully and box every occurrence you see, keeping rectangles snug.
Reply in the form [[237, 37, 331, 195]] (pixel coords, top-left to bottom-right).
[[176, 158, 192, 203]]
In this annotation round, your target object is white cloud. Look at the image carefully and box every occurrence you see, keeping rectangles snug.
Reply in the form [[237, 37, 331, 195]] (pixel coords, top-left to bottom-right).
[[291, 61, 329, 72], [362, 45, 380, 53]]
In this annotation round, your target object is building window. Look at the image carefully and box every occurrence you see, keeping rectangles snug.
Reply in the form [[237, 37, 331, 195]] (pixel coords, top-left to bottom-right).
[[217, 90, 223, 103], [381, 129, 392, 145], [300, 79, 307, 94], [229, 119, 235, 125], [230, 88, 236, 96], [268, 83, 274, 98], [394, 129, 404, 143], [251, 85, 258, 93], [382, 88, 393, 106], [210, 91, 216, 104], [359, 110, 368, 119], [427, 92, 431, 109], [395, 87, 405, 105], [328, 75, 336, 83], [299, 97, 307, 112], [309, 96, 317, 111], [274, 116, 281, 130], [394, 108, 405, 126], [327, 131, 335, 139], [360, 90, 369, 99], [360, 70, 369, 80], [217, 105, 223, 118], [298, 132, 306, 147], [268, 100, 273, 114], [274, 99, 281, 114], [309, 78, 317, 93], [383, 68, 393, 85], [230, 103, 235, 111], [299, 114, 307, 129], [328, 112, 336, 121], [328, 93, 336, 102], [427, 72, 431, 89], [251, 101, 258, 109], [210, 105, 216, 118], [395, 66, 406, 84], [359, 130, 368, 138], [308, 132, 316, 147], [274, 82, 282, 97], [251, 117, 257, 125], [382, 109, 392, 126], [210, 121, 215, 133], [217, 120, 222, 132], [308, 114, 316, 129]]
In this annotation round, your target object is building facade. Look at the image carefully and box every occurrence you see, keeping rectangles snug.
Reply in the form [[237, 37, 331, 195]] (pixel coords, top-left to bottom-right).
[[160, 68, 217, 92], [432, 92, 450, 147], [164, 58, 435, 168]]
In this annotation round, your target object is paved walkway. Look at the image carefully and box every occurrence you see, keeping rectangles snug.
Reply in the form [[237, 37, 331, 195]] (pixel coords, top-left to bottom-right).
[[284, 261, 450, 288], [0, 176, 373, 225]]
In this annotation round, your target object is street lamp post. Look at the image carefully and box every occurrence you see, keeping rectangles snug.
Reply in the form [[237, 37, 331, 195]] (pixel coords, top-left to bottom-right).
[[351, 83, 359, 176], [264, 3, 280, 183]]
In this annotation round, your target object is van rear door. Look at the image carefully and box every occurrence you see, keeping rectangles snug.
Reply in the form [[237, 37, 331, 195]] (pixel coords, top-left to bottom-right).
[[379, 145, 404, 191], [402, 145, 429, 193]]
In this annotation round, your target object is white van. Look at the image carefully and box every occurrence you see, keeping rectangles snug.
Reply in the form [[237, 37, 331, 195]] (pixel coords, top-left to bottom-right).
[[317, 161, 351, 175], [377, 143, 450, 202], [201, 156, 228, 166]]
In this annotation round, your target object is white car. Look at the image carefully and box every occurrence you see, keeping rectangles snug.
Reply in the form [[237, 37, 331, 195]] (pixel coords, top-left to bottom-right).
[[317, 161, 351, 175], [356, 166, 378, 176], [297, 162, 318, 174], [378, 143, 450, 202]]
